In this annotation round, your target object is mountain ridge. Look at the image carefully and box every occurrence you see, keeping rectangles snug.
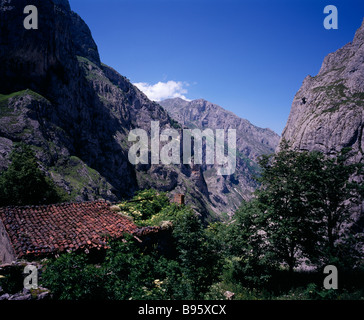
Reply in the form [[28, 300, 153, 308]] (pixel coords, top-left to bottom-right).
[[281, 18, 364, 157], [159, 97, 280, 215], [162, 97, 278, 134], [159, 97, 280, 161]]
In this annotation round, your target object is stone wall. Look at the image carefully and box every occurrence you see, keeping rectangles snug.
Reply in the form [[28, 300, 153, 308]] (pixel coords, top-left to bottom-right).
[[0, 219, 16, 264], [0, 261, 51, 300]]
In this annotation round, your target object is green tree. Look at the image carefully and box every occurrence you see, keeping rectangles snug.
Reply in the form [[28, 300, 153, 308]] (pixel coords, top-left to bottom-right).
[[42, 235, 169, 300], [0, 143, 64, 206], [171, 208, 222, 299], [222, 200, 278, 290], [257, 141, 362, 272], [118, 189, 170, 224], [257, 142, 321, 273], [306, 147, 362, 268]]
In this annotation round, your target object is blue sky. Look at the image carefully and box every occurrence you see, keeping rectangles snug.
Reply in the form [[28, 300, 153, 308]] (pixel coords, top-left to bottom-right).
[[69, 0, 364, 135]]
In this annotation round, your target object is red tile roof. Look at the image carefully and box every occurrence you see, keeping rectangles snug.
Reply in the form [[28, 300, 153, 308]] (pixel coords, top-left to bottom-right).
[[0, 200, 139, 259]]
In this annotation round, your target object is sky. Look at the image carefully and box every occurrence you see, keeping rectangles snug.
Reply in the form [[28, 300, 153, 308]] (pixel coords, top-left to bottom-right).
[[69, 0, 364, 135]]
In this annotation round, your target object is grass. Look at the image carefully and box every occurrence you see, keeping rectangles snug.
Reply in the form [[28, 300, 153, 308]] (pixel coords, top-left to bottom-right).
[[318, 90, 364, 114], [50, 155, 107, 201], [311, 82, 364, 114], [313, 83, 347, 98], [322, 106, 340, 114], [0, 89, 46, 103], [77, 55, 112, 85], [0, 91, 27, 114], [352, 92, 364, 100], [0, 89, 48, 115]]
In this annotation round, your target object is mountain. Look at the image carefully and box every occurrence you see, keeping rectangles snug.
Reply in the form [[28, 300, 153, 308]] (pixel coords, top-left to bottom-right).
[[159, 98, 280, 215], [160, 98, 279, 160], [0, 0, 217, 218], [0, 0, 281, 220], [281, 19, 364, 229]]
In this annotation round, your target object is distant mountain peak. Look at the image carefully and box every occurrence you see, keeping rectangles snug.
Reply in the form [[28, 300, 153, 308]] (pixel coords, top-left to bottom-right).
[[0, 0, 217, 218], [159, 97, 280, 215]]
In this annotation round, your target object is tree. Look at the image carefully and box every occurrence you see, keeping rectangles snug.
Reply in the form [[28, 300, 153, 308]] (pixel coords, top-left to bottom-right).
[[256, 141, 362, 272], [222, 200, 278, 290], [257, 142, 320, 273], [0, 143, 64, 206], [118, 189, 170, 224], [307, 147, 362, 268], [162, 206, 223, 299]]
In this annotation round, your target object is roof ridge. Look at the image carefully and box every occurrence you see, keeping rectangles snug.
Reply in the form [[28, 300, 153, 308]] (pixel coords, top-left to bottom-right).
[[0, 199, 138, 261], [0, 199, 109, 210]]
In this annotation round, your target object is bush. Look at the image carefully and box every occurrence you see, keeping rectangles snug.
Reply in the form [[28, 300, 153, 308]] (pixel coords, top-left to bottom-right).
[[0, 265, 25, 294], [0, 143, 65, 206], [117, 189, 170, 224], [41, 200, 223, 300], [41, 252, 106, 300]]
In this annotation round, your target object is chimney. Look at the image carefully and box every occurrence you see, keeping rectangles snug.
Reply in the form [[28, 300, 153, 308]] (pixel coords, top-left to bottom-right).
[[173, 194, 185, 206]]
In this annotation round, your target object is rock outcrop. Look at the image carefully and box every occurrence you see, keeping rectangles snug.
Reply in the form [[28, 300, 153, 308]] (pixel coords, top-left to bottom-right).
[[282, 19, 364, 158], [0, 261, 51, 300]]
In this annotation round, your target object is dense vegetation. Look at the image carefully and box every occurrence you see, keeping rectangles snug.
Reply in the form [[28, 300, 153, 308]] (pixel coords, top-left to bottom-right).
[[0, 143, 66, 206], [211, 142, 364, 299], [1, 143, 363, 299], [42, 192, 222, 300]]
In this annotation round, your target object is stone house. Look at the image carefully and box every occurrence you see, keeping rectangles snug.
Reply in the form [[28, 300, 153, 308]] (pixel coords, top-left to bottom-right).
[[0, 200, 161, 264]]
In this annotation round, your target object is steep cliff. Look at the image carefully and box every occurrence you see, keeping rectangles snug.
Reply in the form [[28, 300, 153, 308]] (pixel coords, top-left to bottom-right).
[[281, 18, 364, 230], [282, 19, 364, 159]]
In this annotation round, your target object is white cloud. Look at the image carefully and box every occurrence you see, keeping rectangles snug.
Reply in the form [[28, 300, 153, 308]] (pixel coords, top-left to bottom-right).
[[133, 80, 190, 102]]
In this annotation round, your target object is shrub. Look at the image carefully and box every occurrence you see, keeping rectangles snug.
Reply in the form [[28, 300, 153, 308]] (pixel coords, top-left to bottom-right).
[[0, 143, 65, 206]]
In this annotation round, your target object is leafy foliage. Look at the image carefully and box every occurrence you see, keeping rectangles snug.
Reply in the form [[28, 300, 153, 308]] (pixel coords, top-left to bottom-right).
[[256, 141, 362, 271], [117, 189, 170, 225], [209, 141, 364, 298], [170, 208, 222, 299], [42, 197, 222, 300], [219, 200, 278, 290], [13, 141, 364, 300], [0, 143, 66, 206]]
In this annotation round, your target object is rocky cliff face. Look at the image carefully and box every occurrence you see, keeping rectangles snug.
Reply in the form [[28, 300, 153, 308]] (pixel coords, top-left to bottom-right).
[[0, 0, 215, 218], [281, 18, 364, 230], [159, 98, 280, 216], [282, 19, 364, 159]]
